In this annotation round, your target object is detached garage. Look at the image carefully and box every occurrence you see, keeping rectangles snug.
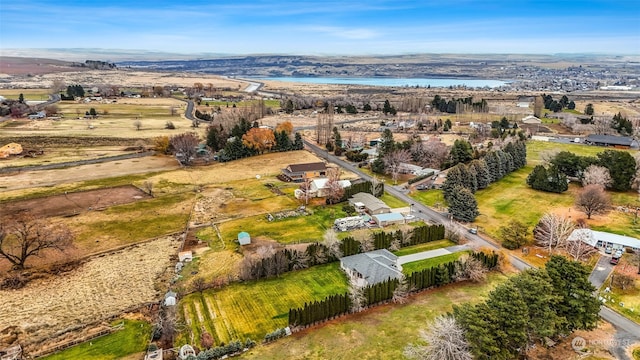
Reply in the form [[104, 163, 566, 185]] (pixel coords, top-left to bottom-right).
[[372, 212, 405, 227]]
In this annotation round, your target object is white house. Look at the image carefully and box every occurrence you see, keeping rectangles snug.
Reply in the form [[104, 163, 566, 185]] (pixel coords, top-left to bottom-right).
[[178, 251, 193, 262], [340, 249, 403, 287], [568, 229, 640, 251], [309, 178, 351, 198]]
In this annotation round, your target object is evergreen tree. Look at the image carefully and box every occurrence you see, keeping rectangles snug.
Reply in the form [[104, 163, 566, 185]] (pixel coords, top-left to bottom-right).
[[509, 270, 563, 343], [293, 132, 304, 150], [469, 159, 491, 189], [447, 185, 479, 222], [448, 139, 473, 166], [597, 150, 635, 191], [545, 256, 600, 332], [485, 282, 530, 359], [379, 128, 395, 156]]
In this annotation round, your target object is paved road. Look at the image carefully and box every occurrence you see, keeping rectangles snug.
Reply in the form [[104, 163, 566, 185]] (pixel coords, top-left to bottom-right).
[[301, 138, 640, 355], [303, 139, 532, 271], [398, 245, 470, 265]]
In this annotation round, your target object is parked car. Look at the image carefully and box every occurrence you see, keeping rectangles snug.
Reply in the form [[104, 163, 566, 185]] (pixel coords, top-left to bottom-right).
[[405, 214, 416, 220], [605, 246, 613, 254], [416, 184, 429, 190], [614, 250, 623, 258], [610, 257, 620, 265], [469, 228, 478, 235]]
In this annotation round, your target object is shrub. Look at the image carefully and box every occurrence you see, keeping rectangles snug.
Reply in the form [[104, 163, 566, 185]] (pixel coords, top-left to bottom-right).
[[165, 121, 176, 129]]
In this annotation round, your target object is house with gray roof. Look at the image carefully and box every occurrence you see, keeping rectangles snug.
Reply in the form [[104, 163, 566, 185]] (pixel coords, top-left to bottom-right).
[[349, 192, 390, 215], [568, 228, 640, 251], [340, 249, 403, 287]]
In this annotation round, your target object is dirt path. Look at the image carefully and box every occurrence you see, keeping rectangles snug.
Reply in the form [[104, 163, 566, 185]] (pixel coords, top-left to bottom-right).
[[0, 236, 180, 350]]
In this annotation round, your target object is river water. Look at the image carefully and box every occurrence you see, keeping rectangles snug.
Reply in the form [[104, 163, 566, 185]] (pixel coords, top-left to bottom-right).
[[256, 77, 507, 88]]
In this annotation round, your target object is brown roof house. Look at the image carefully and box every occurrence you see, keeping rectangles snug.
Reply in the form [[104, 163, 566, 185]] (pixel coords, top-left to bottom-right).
[[280, 162, 327, 182]]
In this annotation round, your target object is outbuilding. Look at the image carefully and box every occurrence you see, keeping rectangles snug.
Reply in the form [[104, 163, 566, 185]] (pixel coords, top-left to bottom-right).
[[372, 212, 406, 227], [238, 231, 251, 245]]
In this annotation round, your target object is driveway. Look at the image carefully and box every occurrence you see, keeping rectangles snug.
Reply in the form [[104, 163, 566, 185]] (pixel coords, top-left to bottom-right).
[[589, 255, 614, 289], [398, 244, 471, 265]]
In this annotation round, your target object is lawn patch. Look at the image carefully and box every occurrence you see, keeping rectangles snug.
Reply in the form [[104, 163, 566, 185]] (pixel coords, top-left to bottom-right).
[[402, 252, 468, 275], [41, 320, 151, 360], [177, 263, 349, 347], [241, 272, 506, 359], [393, 239, 456, 257]]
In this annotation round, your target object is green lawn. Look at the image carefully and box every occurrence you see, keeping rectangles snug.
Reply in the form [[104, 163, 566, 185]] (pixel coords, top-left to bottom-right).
[[177, 263, 349, 347], [410, 141, 640, 240], [380, 191, 408, 208], [240, 272, 507, 360], [410, 189, 445, 208], [402, 252, 468, 275], [218, 205, 348, 245], [41, 320, 151, 360], [393, 239, 456, 257]]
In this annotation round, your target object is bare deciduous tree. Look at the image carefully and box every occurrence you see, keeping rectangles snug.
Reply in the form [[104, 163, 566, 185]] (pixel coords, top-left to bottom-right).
[[539, 149, 560, 165], [445, 224, 466, 245], [323, 229, 343, 259], [170, 132, 200, 165], [133, 120, 142, 131], [413, 139, 450, 169], [0, 216, 74, 269], [612, 273, 634, 290], [325, 168, 345, 204], [533, 213, 575, 253], [565, 234, 598, 261], [384, 149, 412, 184], [581, 165, 613, 188], [456, 256, 488, 283], [404, 316, 473, 360], [370, 176, 384, 196], [576, 184, 611, 219], [348, 277, 366, 313], [392, 276, 413, 304], [351, 229, 374, 252]]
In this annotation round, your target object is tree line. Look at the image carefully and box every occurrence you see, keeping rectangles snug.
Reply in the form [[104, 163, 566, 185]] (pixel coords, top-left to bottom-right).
[[443, 141, 527, 221], [528, 149, 636, 192], [289, 251, 498, 328], [204, 119, 304, 162], [239, 224, 444, 281]]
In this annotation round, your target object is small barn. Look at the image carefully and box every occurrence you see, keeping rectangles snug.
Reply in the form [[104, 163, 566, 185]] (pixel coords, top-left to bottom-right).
[[238, 231, 251, 245]]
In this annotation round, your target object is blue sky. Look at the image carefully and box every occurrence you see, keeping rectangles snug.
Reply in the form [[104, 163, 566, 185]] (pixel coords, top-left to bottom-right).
[[1, 0, 638, 55]]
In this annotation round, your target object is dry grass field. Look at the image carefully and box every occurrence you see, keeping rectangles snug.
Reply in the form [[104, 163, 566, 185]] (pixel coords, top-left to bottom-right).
[[1, 69, 247, 89], [0, 235, 180, 352], [0, 155, 179, 192]]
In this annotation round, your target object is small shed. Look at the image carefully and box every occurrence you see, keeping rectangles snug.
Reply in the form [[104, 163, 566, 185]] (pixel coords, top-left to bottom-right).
[[178, 251, 192, 262], [238, 231, 251, 245], [164, 291, 177, 306]]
